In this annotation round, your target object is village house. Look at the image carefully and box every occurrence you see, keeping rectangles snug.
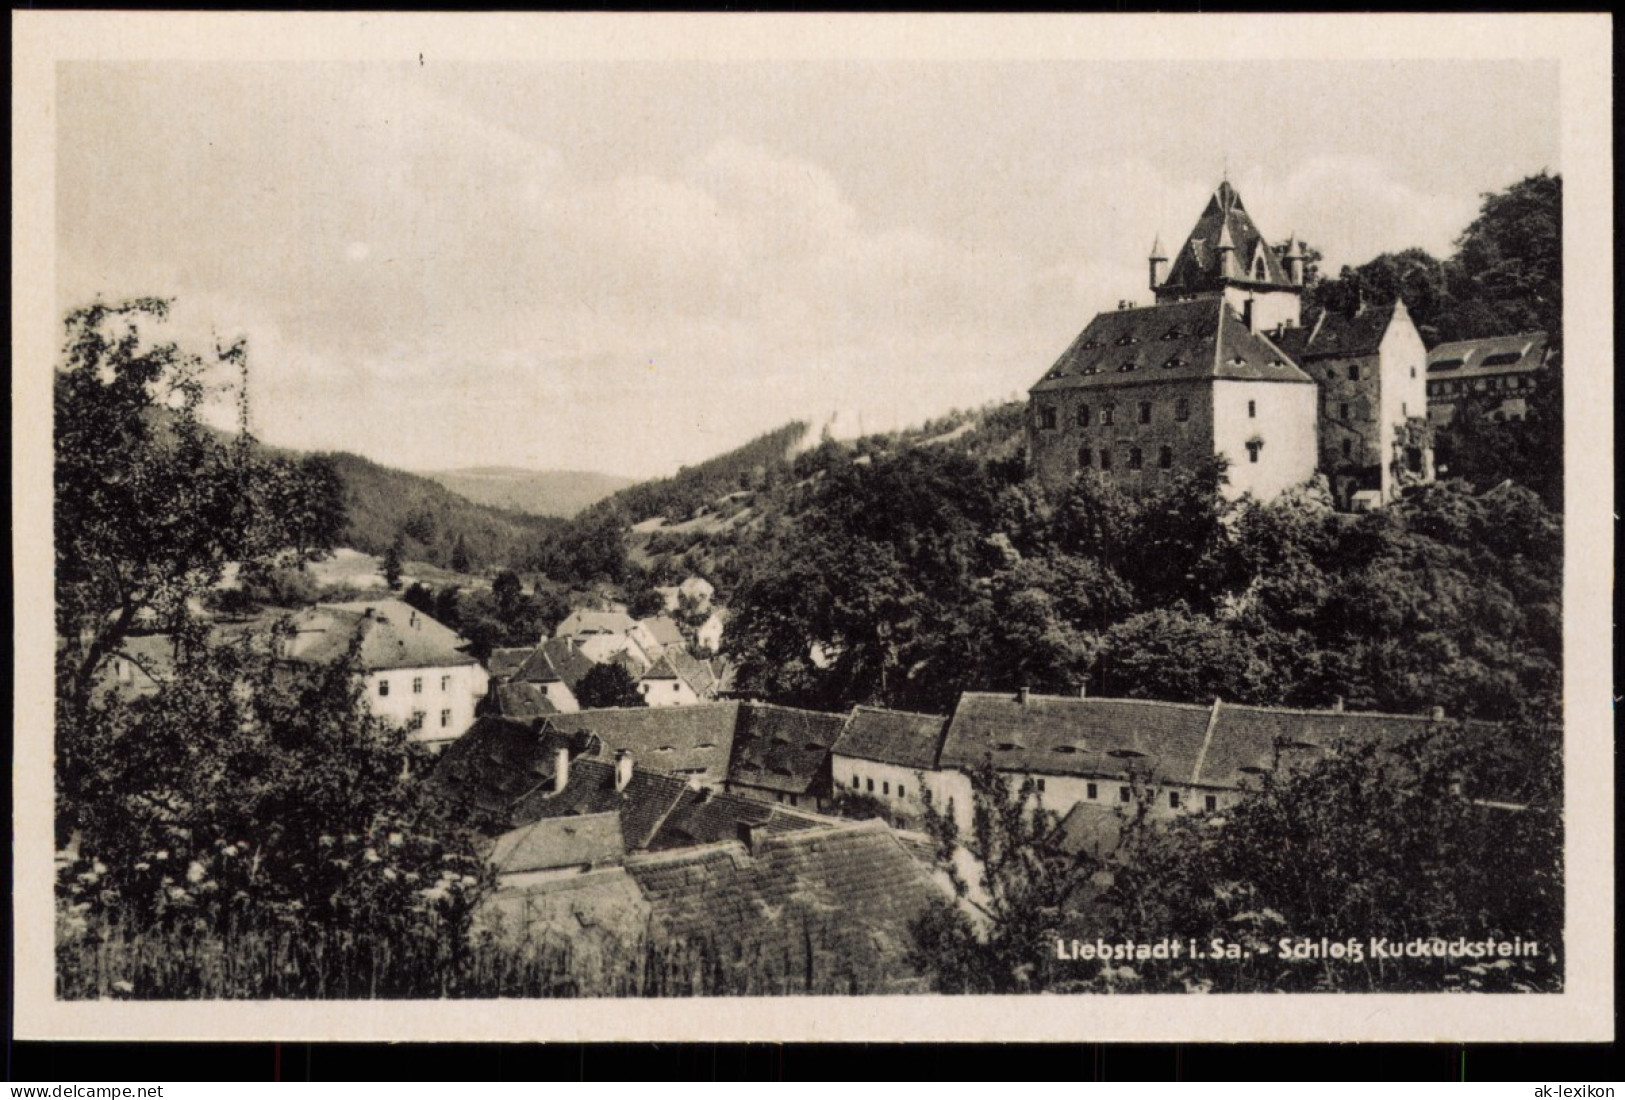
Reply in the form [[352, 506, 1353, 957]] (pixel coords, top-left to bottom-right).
[[281, 598, 488, 749], [1425, 331, 1552, 425], [830, 706, 952, 829], [636, 649, 720, 707], [487, 635, 596, 716], [722, 702, 849, 811], [1028, 178, 1435, 507]]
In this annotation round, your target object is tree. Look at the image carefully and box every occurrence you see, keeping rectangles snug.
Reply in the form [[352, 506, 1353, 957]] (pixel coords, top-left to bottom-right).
[[574, 663, 646, 709], [491, 570, 526, 622], [54, 299, 333, 717], [626, 587, 667, 620], [382, 537, 404, 591], [1445, 170, 1562, 339], [450, 535, 473, 574]]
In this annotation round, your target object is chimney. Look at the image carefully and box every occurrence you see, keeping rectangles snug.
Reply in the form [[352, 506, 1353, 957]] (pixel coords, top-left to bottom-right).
[[1331, 696, 1344, 712], [1430, 706, 1446, 722], [614, 749, 634, 792], [1242, 297, 1256, 333], [1017, 686, 1031, 707], [736, 821, 758, 853], [553, 746, 570, 793]]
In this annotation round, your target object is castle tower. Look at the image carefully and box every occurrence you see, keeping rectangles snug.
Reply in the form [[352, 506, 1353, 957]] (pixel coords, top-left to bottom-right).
[[1155, 180, 1302, 333], [1148, 235, 1167, 291]]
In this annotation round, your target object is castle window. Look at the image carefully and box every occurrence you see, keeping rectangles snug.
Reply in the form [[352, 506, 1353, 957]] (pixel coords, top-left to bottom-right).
[[1077, 404, 1092, 427], [378, 680, 390, 697], [413, 677, 423, 694], [1342, 439, 1353, 459], [1128, 447, 1143, 470], [1101, 405, 1115, 425], [1138, 402, 1152, 424], [852, 775, 861, 789], [1175, 398, 1190, 422], [1339, 402, 1349, 420], [1205, 794, 1218, 812], [1410, 367, 1417, 378], [1087, 782, 1098, 800], [1078, 445, 1092, 469], [1169, 791, 1181, 809], [1119, 786, 1132, 803], [1246, 441, 1262, 464], [1159, 446, 1173, 469], [1036, 778, 1046, 793], [1100, 449, 1113, 471], [867, 778, 874, 793], [1348, 364, 1360, 381], [440, 709, 451, 728], [1039, 405, 1057, 430], [1247, 400, 1257, 419], [898, 784, 905, 799], [883, 781, 889, 795]]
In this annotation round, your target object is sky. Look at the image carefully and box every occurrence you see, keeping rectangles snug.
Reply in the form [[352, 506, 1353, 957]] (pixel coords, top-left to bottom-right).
[[56, 58, 1560, 480]]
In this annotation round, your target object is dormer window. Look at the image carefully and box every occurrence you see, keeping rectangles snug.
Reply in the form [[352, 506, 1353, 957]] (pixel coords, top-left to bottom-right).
[[1113, 332, 1139, 347], [1118, 361, 1138, 373], [1161, 327, 1184, 341], [1163, 356, 1184, 369], [1100, 405, 1115, 425], [1077, 405, 1092, 427]]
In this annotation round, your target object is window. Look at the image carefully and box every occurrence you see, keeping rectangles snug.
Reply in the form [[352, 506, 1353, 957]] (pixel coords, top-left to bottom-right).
[[1100, 405, 1115, 425], [1247, 399, 1256, 419], [1246, 440, 1262, 464], [1118, 361, 1138, 373], [1100, 449, 1113, 471], [1348, 364, 1360, 381], [1077, 404, 1091, 427], [672, 683, 680, 692], [867, 778, 874, 793], [1040, 405, 1057, 430], [1402, 402, 1408, 417], [1036, 778, 1046, 793], [440, 709, 451, 728], [1338, 402, 1349, 420], [441, 675, 450, 692], [408, 711, 425, 732], [1127, 447, 1143, 471], [1429, 382, 1439, 396], [883, 781, 890, 796], [1169, 791, 1181, 809], [1175, 398, 1190, 422], [1159, 446, 1173, 470], [1078, 445, 1092, 469], [378, 680, 390, 697], [1410, 366, 1417, 378], [1342, 439, 1353, 459], [1119, 786, 1132, 803], [413, 677, 423, 694], [852, 775, 861, 789], [898, 784, 905, 799], [1087, 782, 1098, 800], [789, 795, 798, 807], [1138, 401, 1152, 424], [1204, 794, 1217, 812]]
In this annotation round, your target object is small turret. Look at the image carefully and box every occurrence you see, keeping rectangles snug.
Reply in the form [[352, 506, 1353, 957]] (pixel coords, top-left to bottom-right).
[[1283, 233, 1305, 287], [1216, 220, 1236, 277], [1148, 234, 1167, 290]]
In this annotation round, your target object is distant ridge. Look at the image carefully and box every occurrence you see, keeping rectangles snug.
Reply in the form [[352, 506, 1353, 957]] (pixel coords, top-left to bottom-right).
[[420, 467, 637, 518]]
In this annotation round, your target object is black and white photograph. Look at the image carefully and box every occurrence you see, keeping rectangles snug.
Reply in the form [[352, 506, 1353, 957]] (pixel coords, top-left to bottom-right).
[[12, 11, 1613, 1043]]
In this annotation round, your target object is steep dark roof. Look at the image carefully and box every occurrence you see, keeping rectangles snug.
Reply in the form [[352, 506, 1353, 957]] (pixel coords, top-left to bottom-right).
[[1426, 331, 1550, 379], [639, 650, 716, 696], [512, 757, 690, 851], [490, 681, 561, 719], [1030, 298, 1313, 395], [545, 703, 741, 781], [487, 647, 531, 682], [1272, 300, 1404, 361], [833, 706, 949, 770], [283, 599, 480, 672], [651, 788, 830, 850], [1196, 702, 1445, 788], [489, 811, 625, 875], [423, 715, 584, 819], [1160, 180, 1295, 294], [726, 702, 847, 796], [512, 636, 597, 691], [940, 692, 1216, 783]]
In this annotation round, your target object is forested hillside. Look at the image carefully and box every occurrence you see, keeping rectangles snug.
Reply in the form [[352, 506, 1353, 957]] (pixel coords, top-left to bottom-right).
[[419, 467, 635, 518]]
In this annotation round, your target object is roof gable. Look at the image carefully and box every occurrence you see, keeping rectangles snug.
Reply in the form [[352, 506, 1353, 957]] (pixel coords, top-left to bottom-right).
[[833, 706, 949, 770], [726, 702, 848, 795], [1161, 181, 1294, 294]]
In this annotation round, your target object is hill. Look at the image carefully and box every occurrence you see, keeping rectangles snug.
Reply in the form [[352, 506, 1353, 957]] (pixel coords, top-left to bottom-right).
[[418, 467, 636, 518], [320, 452, 565, 571]]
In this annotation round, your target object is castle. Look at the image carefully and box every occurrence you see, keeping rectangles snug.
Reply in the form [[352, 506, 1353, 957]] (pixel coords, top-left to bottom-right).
[[1027, 179, 1434, 509]]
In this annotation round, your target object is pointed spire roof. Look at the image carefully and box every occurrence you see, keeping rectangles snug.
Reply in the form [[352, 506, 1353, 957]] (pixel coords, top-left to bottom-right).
[[1285, 232, 1304, 259], [1149, 234, 1167, 261], [1159, 178, 1295, 296]]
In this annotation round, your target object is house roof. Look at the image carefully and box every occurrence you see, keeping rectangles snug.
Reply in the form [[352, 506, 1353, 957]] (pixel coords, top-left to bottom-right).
[[1030, 297, 1313, 395], [1195, 702, 1445, 788], [555, 609, 636, 639], [545, 702, 741, 782], [489, 811, 625, 875], [940, 692, 1217, 783], [1051, 800, 1125, 860], [1272, 301, 1405, 361], [513, 636, 597, 690], [423, 715, 589, 819], [490, 681, 561, 719], [651, 788, 830, 850], [640, 615, 687, 649], [640, 649, 717, 697], [1426, 331, 1550, 379], [1160, 180, 1296, 295], [282, 599, 480, 672], [833, 706, 949, 770], [725, 702, 848, 795], [487, 647, 532, 681], [511, 757, 690, 851]]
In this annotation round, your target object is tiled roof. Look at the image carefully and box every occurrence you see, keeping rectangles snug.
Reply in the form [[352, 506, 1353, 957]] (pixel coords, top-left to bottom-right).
[[489, 811, 625, 875], [1426, 331, 1550, 379], [726, 702, 847, 796], [423, 715, 583, 819], [487, 647, 532, 682], [283, 599, 480, 672], [545, 703, 741, 783], [1161, 181, 1295, 294], [1271, 301, 1403, 361], [651, 788, 830, 850], [555, 609, 636, 639], [490, 681, 561, 718], [512, 757, 690, 851], [1051, 801, 1125, 859], [941, 692, 1216, 783], [640, 616, 687, 649], [1196, 702, 1444, 788], [1030, 298, 1313, 395], [513, 636, 597, 691], [833, 706, 949, 770]]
